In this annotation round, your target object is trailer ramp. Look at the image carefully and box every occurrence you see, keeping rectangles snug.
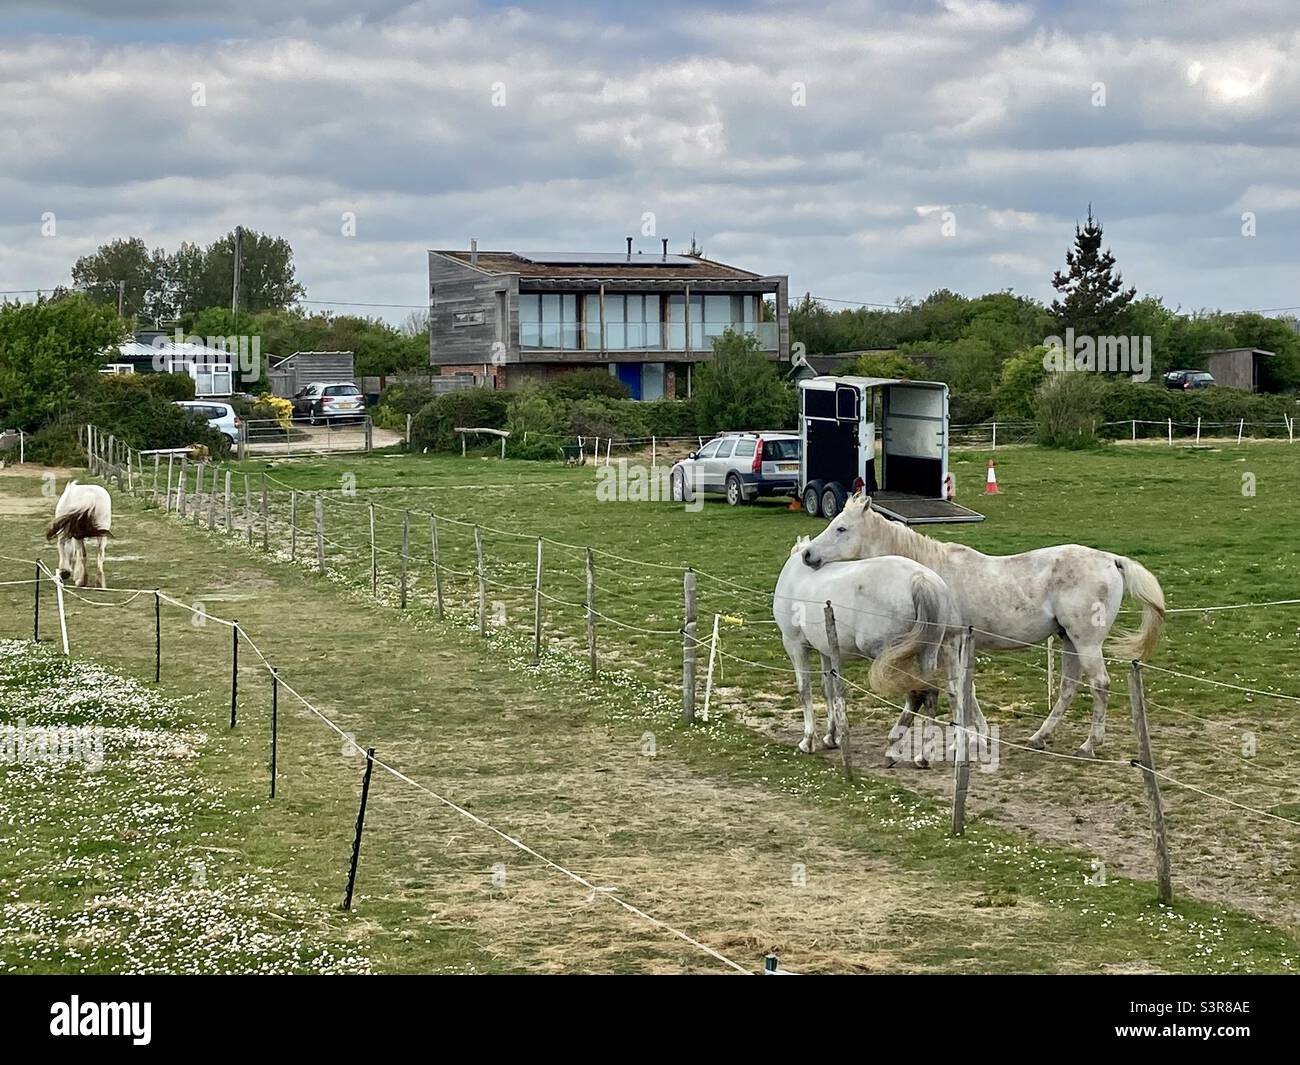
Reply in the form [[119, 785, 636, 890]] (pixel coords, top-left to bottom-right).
[[871, 492, 984, 524]]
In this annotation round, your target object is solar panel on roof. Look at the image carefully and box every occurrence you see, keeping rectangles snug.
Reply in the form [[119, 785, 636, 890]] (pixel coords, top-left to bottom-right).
[[521, 252, 703, 266]]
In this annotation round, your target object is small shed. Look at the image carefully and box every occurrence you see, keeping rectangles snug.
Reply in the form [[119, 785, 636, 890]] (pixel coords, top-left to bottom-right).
[[1202, 348, 1274, 392], [268, 351, 356, 398]]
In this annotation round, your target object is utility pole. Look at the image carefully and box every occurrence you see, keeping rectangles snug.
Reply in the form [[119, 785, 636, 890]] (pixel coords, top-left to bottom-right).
[[231, 225, 243, 321], [117, 280, 126, 317]]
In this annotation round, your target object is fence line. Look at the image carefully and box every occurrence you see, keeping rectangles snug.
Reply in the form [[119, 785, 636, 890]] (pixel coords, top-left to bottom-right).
[[63, 432, 1300, 895], [4, 556, 753, 976]]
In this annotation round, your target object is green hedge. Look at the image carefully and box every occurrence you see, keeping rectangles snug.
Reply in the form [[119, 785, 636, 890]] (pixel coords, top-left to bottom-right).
[[1095, 380, 1297, 437], [410, 388, 510, 451], [24, 373, 224, 465]]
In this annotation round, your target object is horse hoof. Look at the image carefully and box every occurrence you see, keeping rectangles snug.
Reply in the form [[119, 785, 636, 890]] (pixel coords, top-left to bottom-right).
[[913, 759, 930, 770], [1073, 747, 1096, 760], [883, 756, 897, 769], [797, 737, 814, 754], [822, 735, 839, 750], [1026, 735, 1047, 750]]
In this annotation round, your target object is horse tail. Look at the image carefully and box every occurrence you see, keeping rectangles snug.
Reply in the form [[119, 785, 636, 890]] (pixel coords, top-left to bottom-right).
[[1108, 557, 1165, 662], [869, 573, 944, 695], [46, 507, 112, 543]]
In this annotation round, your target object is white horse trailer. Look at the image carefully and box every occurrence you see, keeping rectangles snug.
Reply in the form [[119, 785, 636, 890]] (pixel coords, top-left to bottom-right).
[[798, 375, 984, 524]]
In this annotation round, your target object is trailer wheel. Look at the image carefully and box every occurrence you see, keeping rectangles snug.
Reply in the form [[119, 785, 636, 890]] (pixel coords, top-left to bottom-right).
[[802, 480, 825, 517], [821, 482, 847, 518]]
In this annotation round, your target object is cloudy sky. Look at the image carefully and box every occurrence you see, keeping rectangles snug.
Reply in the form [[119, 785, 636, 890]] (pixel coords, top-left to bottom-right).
[[1, 0, 1297, 321]]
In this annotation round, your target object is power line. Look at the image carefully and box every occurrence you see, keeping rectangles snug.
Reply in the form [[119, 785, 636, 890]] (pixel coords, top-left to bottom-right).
[[296, 298, 428, 310]]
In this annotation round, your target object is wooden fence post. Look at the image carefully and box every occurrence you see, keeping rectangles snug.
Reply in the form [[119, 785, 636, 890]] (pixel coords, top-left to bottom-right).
[[151, 453, 160, 504], [270, 667, 279, 799], [822, 601, 853, 780], [400, 511, 410, 608], [289, 491, 297, 561], [314, 494, 326, 575], [952, 627, 975, 836], [1046, 634, 1055, 707], [230, 622, 239, 728], [194, 461, 206, 522], [207, 470, 217, 530], [342, 747, 376, 911], [244, 474, 253, 545], [585, 547, 596, 678], [682, 568, 697, 722], [532, 537, 543, 661], [474, 526, 486, 636], [177, 461, 188, 517], [154, 591, 161, 683], [32, 561, 40, 642], [261, 473, 269, 550], [431, 516, 444, 619], [1128, 661, 1173, 904], [369, 503, 378, 597]]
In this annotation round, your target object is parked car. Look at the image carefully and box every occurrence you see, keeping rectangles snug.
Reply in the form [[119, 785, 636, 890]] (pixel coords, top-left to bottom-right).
[[291, 382, 366, 424], [1163, 369, 1215, 390], [669, 431, 801, 505], [174, 400, 240, 445]]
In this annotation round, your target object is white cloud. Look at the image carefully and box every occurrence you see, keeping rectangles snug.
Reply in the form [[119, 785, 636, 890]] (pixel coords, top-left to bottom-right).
[[0, 0, 1298, 317]]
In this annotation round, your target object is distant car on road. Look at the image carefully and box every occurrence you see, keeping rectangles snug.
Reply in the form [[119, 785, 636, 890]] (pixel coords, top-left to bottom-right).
[[1163, 369, 1215, 390], [669, 431, 802, 505], [174, 400, 240, 445], [291, 382, 366, 424]]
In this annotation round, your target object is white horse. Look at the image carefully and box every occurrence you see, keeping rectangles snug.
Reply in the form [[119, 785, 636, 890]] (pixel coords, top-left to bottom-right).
[[775, 537, 978, 758], [800, 494, 1166, 757], [46, 480, 112, 588]]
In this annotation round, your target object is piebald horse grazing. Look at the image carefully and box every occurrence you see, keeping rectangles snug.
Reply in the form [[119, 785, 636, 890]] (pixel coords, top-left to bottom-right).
[[46, 481, 113, 588], [775, 537, 982, 756], [800, 494, 1166, 758]]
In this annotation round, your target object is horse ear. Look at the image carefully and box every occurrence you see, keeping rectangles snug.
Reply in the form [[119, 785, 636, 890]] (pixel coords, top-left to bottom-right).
[[861, 495, 872, 512]]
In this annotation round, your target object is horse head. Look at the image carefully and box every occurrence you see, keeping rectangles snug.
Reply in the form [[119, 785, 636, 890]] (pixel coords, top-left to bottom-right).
[[801, 493, 874, 569]]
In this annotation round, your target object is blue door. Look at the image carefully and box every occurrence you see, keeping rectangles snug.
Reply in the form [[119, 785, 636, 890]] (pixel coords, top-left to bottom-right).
[[616, 363, 642, 400]]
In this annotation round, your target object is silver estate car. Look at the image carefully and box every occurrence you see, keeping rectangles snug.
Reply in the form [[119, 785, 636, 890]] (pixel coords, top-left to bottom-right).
[[669, 431, 801, 505]]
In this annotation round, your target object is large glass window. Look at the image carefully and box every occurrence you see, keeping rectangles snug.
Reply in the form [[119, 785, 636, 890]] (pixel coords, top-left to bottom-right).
[[584, 294, 661, 350], [519, 292, 579, 349]]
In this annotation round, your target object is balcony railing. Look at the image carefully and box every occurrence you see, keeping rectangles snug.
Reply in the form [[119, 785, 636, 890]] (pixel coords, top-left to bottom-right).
[[521, 319, 778, 352]]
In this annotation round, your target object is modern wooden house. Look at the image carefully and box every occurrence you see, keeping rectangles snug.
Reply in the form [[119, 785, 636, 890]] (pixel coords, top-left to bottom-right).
[[427, 240, 789, 399]]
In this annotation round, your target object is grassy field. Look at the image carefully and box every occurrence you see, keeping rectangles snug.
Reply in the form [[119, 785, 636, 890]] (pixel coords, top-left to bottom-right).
[[1, 439, 1298, 973]]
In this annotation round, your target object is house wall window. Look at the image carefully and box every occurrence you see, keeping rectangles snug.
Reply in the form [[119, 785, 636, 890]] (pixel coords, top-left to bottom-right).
[[585, 294, 661, 350], [667, 293, 768, 350], [167, 357, 232, 397], [519, 293, 579, 349]]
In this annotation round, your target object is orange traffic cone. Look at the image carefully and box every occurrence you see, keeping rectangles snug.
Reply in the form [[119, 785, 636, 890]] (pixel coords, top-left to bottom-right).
[[985, 459, 1001, 494]]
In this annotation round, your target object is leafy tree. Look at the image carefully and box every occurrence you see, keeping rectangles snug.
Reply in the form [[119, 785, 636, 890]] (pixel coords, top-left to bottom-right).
[[196, 228, 304, 315], [839, 350, 923, 380], [993, 346, 1050, 419], [693, 329, 794, 433], [70, 229, 305, 322], [71, 237, 164, 320], [1050, 206, 1137, 336], [0, 295, 126, 429]]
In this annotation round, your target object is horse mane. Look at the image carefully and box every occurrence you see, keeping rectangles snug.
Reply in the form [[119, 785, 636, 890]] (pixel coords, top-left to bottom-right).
[[46, 509, 112, 542], [863, 504, 948, 569]]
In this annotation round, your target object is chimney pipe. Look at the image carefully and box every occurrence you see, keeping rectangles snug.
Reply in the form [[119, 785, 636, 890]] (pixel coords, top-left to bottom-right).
[[661, 238, 668, 261], [470, 239, 478, 266], [625, 236, 632, 262]]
